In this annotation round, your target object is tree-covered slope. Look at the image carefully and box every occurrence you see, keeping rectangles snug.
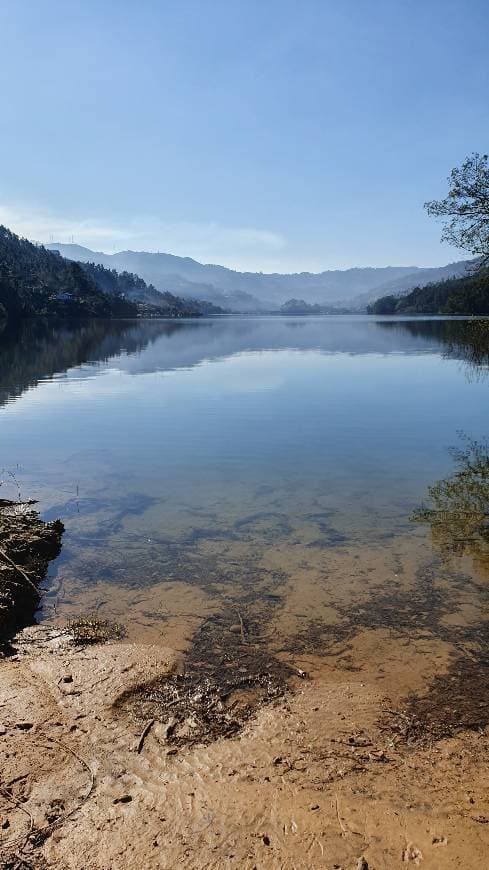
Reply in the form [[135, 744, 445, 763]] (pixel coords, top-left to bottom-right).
[[0, 226, 223, 319], [368, 269, 489, 315], [0, 226, 137, 318]]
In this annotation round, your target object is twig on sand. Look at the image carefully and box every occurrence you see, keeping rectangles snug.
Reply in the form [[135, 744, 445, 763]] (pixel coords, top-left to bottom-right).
[[0, 736, 95, 857], [236, 610, 246, 643], [136, 719, 155, 754], [384, 707, 411, 721], [44, 736, 95, 806], [335, 794, 348, 836]]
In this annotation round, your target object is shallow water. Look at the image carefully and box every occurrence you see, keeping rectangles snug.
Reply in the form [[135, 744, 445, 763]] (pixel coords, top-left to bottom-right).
[[1, 316, 489, 682]]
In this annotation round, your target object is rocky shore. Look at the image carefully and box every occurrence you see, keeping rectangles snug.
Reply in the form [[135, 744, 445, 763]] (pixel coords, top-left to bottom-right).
[[0, 500, 63, 641]]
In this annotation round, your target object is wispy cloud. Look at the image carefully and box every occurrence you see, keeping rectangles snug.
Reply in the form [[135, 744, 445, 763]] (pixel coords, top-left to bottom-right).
[[0, 202, 287, 271]]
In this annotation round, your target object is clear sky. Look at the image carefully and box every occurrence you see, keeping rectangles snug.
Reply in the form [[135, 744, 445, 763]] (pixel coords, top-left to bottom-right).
[[1, 0, 488, 272]]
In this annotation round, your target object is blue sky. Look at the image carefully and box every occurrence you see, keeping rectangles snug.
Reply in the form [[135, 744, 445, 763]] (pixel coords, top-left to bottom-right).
[[1, 0, 488, 271]]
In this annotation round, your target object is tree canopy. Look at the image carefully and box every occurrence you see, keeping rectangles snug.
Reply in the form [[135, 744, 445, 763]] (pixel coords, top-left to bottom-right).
[[425, 152, 489, 266], [0, 225, 222, 320], [0, 226, 137, 319], [367, 269, 489, 315]]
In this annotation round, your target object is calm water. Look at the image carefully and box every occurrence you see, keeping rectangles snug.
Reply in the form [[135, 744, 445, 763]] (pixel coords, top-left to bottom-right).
[[1, 316, 488, 657]]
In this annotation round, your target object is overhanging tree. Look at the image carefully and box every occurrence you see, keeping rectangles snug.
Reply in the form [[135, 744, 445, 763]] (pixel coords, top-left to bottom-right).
[[425, 152, 489, 267]]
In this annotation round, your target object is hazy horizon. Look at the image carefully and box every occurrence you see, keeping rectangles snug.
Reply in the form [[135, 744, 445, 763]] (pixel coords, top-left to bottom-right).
[[1, 1, 488, 272], [47, 239, 472, 276]]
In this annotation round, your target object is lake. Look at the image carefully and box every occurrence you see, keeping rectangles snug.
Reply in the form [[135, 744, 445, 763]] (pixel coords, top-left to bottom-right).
[[1, 315, 489, 678]]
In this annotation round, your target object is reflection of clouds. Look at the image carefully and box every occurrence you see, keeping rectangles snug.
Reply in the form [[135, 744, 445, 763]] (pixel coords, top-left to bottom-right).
[[66, 316, 448, 380], [12, 317, 485, 408], [1, 317, 474, 412], [8, 352, 290, 411]]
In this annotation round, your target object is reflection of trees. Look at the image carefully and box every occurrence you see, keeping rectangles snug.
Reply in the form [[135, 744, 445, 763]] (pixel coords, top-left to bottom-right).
[[0, 319, 187, 408], [377, 318, 489, 380], [441, 319, 489, 378], [413, 436, 489, 576]]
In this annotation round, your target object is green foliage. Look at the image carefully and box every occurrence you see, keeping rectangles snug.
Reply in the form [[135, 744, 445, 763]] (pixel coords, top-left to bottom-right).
[[367, 294, 398, 315], [368, 269, 489, 315], [0, 225, 137, 319]]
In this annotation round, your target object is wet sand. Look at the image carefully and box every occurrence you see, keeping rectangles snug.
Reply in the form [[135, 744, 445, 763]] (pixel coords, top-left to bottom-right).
[[2, 620, 489, 869], [3, 526, 489, 868]]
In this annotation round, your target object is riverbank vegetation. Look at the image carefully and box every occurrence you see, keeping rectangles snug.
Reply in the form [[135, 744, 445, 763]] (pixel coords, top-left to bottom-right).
[[369, 153, 489, 315], [368, 267, 489, 314]]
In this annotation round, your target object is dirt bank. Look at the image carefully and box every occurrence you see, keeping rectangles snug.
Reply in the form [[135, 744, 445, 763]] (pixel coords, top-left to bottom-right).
[[0, 500, 63, 641]]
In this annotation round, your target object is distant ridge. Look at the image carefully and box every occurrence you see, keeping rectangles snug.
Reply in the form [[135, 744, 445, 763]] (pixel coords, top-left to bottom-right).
[[0, 225, 223, 320], [48, 243, 477, 311]]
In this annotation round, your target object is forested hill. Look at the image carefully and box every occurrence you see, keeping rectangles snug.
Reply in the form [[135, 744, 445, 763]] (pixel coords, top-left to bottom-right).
[[367, 269, 489, 315], [78, 261, 224, 316], [0, 226, 137, 318], [0, 226, 223, 319]]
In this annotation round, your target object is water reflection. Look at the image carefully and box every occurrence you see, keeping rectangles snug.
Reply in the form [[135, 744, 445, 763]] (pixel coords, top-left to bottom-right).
[[412, 435, 489, 578], [1, 316, 488, 410], [0, 315, 488, 666], [378, 318, 489, 380]]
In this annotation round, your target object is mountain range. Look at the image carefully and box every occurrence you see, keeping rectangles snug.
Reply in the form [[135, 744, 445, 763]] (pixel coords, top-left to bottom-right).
[[48, 243, 477, 312], [0, 226, 222, 320]]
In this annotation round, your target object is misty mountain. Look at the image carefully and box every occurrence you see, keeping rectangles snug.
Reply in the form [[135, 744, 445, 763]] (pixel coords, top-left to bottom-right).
[[350, 258, 479, 309], [48, 245, 268, 312], [78, 261, 224, 316], [368, 268, 489, 315], [48, 243, 476, 311]]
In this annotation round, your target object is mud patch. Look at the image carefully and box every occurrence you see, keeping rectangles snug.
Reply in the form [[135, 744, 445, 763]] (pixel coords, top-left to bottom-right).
[[114, 607, 293, 745], [383, 649, 489, 744]]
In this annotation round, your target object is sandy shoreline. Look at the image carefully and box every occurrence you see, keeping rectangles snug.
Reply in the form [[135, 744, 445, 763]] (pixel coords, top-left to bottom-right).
[[2, 502, 489, 868], [1, 623, 489, 869]]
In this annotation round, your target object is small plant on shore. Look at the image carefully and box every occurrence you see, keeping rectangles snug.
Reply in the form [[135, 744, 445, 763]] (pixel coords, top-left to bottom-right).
[[67, 614, 126, 645]]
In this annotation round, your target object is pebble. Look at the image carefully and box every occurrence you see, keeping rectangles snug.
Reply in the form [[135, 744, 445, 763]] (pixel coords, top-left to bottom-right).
[[113, 795, 133, 804]]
